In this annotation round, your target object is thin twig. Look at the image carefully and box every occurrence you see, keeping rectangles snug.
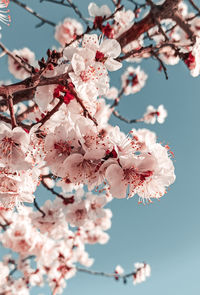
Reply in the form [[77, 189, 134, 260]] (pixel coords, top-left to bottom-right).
[[151, 50, 168, 80], [10, 0, 56, 27], [34, 199, 46, 217], [41, 178, 66, 200], [113, 110, 138, 123], [188, 0, 200, 15], [110, 87, 125, 109], [76, 266, 137, 284], [66, 0, 89, 26], [40, 0, 70, 7]]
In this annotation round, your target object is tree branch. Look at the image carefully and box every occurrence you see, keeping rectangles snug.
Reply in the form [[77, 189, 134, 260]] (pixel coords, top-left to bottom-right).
[[117, 0, 184, 48], [7, 94, 18, 129]]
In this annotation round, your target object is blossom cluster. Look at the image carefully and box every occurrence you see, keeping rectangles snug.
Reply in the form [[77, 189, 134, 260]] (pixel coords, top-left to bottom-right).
[[2, 0, 200, 293]]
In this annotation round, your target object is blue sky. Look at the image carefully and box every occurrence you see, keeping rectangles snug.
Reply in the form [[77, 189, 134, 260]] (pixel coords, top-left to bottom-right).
[[0, 0, 200, 294]]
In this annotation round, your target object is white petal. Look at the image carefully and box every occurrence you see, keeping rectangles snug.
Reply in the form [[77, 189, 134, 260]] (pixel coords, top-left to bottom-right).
[[100, 39, 121, 58], [71, 53, 86, 75], [105, 164, 127, 199], [82, 34, 99, 51], [105, 58, 122, 71], [99, 5, 111, 17], [88, 2, 99, 17]]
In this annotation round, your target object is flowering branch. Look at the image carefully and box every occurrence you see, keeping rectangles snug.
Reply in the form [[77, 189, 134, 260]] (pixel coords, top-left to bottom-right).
[[76, 263, 151, 285], [116, 0, 194, 48]]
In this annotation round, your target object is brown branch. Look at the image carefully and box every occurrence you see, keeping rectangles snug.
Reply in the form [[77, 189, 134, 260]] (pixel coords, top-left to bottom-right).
[[7, 94, 18, 129], [10, 0, 56, 27], [117, 0, 183, 48], [172, 13, 195, 42]]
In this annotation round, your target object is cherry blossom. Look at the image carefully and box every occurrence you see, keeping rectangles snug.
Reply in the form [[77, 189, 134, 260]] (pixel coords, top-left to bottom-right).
[[8, 47, 36, 80], [54, 17, 83, 47], [121, 66, 148, 95], [88, 2, 111, 18], [2, 0, 199, 292], [0, 123, 32, 170], [143, 105, 168, 124], [0, 167, 39, 209], [133, 263, 151, 285]]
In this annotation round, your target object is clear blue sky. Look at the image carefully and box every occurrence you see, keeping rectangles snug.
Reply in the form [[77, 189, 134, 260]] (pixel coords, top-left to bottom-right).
[[0, 0, 200, 294]]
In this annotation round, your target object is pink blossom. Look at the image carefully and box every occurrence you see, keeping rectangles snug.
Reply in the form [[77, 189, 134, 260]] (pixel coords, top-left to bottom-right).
[[0, 123, 32, 170], [55, 18, 83, 46], [143, 105, 168, 124], [133, 263, 151, 285], [88, 2, 111, 18], [8, 47, 36, 80], [121, 66, 148, 95]]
